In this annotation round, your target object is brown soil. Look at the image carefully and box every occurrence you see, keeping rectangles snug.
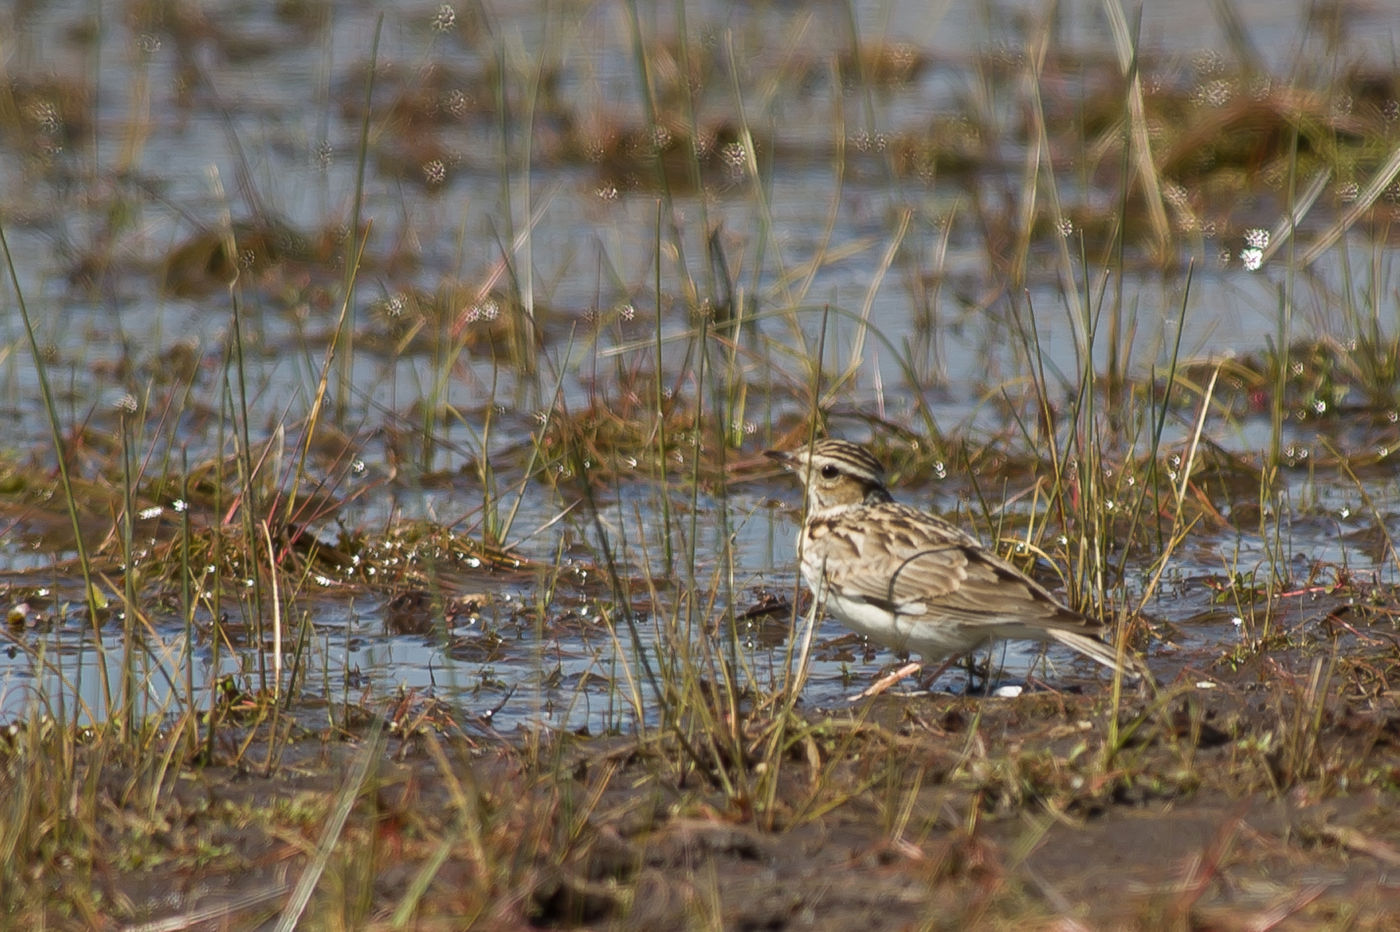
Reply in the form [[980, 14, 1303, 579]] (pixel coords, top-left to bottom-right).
[[50, 635, 1400, 931]]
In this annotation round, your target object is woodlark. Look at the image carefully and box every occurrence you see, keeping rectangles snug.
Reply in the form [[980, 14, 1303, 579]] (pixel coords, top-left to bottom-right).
[[766, 439, 1140, 693]]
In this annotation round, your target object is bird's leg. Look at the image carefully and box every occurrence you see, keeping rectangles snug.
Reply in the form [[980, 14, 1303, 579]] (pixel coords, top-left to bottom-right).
[[849, 652, 973, 700], [963, 653, 987, 695], [960, 646, 1008, 695]]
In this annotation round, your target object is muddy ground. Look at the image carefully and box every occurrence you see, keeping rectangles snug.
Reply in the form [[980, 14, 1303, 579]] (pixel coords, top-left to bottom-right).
[[47, 618, 1399, 932]]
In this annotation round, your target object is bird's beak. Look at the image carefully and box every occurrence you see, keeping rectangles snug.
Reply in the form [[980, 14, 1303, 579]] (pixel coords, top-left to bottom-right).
[[764, 449, 796, 468]]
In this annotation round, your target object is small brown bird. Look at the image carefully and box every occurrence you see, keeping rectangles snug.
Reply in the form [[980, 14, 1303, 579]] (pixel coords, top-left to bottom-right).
[[766, 439, 1141, 693]]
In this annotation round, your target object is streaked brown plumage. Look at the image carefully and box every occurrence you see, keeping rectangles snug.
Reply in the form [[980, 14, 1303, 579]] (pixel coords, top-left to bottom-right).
[[766, 439, 1140, 686]]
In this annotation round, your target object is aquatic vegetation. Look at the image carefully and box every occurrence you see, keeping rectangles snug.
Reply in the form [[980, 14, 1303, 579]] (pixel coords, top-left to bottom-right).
[[1, 0, 1399, 925]]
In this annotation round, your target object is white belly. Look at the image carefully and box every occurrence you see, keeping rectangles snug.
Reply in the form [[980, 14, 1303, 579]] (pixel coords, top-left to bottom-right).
[[809, 572, 992, 662]]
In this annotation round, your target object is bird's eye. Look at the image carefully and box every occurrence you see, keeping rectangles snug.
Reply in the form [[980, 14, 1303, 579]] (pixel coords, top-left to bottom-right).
[[820, 464, 840, 479]]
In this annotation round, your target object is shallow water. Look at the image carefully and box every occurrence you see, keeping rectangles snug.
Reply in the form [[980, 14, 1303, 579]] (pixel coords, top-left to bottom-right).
[[2, 0, 1398, 732]]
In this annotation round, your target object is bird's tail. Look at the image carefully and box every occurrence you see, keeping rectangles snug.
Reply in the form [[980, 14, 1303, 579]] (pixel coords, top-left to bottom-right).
[[1049, 628, 1150, 680]]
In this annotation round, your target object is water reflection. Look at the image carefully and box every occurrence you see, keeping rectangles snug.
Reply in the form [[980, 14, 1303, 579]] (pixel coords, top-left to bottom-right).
[[1, 0, 1397, 730]]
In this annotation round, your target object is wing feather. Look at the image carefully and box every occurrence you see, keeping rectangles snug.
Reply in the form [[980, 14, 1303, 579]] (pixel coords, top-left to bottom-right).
[[808, 504, 1104, 637]]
